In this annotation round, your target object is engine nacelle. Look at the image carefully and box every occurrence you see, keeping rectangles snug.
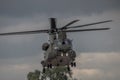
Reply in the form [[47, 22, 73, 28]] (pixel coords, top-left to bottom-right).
[[42, 43, 49, 51]]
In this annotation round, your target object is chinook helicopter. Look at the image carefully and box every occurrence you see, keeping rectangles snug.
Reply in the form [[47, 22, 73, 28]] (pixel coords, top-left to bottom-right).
[[0, 18, 112, 72]]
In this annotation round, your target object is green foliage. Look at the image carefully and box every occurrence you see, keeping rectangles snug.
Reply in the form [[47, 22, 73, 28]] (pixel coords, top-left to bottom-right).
[[27, 70, 41, 80], [27, 67, 73, 80], [42, 67, 72, 80]]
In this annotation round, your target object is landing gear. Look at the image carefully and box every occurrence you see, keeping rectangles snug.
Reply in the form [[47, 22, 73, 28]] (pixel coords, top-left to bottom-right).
[[43, 68, 45, 73], [71, 62, 74, 67], [47, 64, 49, 68], [73, 62, 76, 67], [67, 66, 70, 71], [43, 64, 53, 73], [49, 64, 52, 68], [71, 62, 76, 67], [47, 64, 53, 68]]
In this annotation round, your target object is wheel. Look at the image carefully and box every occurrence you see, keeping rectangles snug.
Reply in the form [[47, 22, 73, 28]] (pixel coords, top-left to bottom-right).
[[49, 64, 52, 68], [43, 68, 45, 73], [71, 62, 73, 67], [67, 66, 70, 71], [73, 62, 76, 67], [47, 64, 50, 68]]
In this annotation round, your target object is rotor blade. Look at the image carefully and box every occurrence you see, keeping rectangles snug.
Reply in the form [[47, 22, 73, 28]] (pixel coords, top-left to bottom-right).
[[66, 20, 112, 29], [0, 29, 49, 36], [61, 19, 79, 29], [64, 28, 110, 33]]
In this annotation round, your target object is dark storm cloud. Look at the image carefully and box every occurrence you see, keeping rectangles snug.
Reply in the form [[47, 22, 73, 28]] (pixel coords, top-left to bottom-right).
[[0, 0, 120, 17]]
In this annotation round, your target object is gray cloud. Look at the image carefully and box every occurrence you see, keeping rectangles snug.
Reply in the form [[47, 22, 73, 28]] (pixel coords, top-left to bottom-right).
[[0, 54, 43, 80], [0, 10, 120, 58], [72, 52, 120, 80], [0, 34, 47, 59], [0, 0, 120, 80], [0, 0, 120, 17]]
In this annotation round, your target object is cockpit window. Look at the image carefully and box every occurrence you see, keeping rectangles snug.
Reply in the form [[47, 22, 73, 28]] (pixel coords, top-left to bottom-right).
[[65, 39, 72, 45], [55, 39, 72, 45]]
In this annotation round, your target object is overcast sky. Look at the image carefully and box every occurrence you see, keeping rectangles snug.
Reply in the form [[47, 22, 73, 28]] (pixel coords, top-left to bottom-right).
[[0, 0, 120, 80]]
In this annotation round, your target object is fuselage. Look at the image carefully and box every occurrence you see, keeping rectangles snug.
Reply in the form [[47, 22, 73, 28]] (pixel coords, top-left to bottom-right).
[[41, 31, 76, 67]]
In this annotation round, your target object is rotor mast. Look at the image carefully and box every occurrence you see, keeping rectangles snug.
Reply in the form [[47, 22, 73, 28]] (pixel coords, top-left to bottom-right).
[[49, 18, 57, 44]]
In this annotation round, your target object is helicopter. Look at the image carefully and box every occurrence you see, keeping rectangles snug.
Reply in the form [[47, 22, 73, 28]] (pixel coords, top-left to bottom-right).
[[0, 18, 112, 72]]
